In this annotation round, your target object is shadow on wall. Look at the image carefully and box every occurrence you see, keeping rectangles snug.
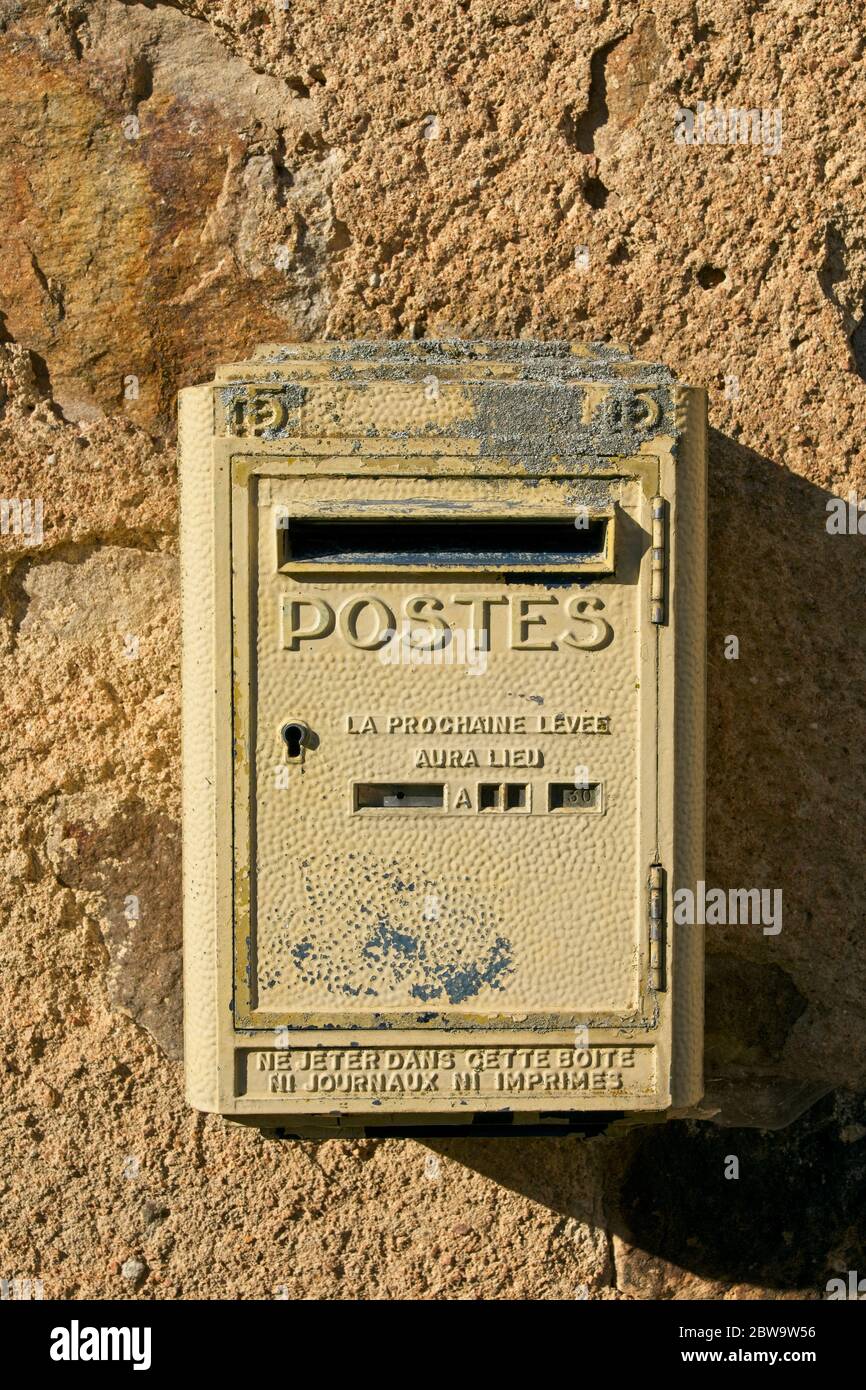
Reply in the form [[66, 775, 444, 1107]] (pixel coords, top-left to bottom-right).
[[427, 1088, 866, 1294], [433, 428, 866, 1292], [701, 426, 866, 1119], [608, 1089, 866, 1295]]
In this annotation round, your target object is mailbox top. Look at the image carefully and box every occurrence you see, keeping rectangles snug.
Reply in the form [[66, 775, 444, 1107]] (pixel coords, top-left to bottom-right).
[[203, 340, 699, 463], [215, 337, 677, 383], [250, 338, 634, 356]]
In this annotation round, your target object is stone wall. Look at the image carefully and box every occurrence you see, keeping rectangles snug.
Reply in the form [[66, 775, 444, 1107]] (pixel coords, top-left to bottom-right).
[[1, 0, 864, 1299]]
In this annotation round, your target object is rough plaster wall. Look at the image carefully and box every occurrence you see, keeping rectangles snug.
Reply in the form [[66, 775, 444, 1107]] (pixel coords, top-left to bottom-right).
[[1, 0, 865, 1299]]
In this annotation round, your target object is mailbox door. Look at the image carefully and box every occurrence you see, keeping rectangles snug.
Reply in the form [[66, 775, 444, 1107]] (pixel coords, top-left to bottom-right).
[[231, 468, 659, 1037]]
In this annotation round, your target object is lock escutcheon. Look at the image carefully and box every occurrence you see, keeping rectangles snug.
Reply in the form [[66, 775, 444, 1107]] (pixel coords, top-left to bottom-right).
[[281, 720, 311, 760]]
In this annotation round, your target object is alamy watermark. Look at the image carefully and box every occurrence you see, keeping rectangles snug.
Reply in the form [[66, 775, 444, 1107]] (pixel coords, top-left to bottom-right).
[[50, 1321, 151, 1370], [674, 881, 782, 936], [0, 496, 43, 545], [378, 623, 488, 675], [826, 1271, 866, 1300], [1, 1276, 43, 1300], [825, 491, 866, 534], [674, 101, 782, 157]]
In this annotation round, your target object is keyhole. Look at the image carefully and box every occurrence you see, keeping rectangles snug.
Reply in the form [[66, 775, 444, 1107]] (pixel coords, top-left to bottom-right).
[[281, 722, 308, 758]]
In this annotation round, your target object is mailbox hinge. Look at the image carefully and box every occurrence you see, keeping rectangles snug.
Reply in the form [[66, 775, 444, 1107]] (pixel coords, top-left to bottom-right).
[[648, 862, 666, 991], [650, 495, 666, 624]]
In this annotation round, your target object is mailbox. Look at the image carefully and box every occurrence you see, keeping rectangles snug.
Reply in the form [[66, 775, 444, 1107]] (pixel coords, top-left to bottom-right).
[[179, 341, 706, 1135]]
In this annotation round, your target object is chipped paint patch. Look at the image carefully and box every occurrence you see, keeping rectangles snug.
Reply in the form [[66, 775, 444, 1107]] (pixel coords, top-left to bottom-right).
[[257, 851, 515, 1008]]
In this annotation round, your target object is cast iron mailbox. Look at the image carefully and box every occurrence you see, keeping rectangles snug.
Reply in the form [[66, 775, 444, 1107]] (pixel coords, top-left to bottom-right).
[[180, 340, 706, 1135]]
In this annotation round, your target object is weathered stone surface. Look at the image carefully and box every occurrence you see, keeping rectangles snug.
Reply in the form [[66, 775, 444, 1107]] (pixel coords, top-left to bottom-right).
[[1, 0, 865, 1299]]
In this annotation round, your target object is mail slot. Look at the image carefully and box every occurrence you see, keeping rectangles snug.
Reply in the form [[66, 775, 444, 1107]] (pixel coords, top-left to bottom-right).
[[179, 340, 707, 1135]]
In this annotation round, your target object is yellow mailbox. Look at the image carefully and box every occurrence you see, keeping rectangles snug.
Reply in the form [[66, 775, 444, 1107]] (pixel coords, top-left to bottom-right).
[[179, 341, 706, 1135]]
